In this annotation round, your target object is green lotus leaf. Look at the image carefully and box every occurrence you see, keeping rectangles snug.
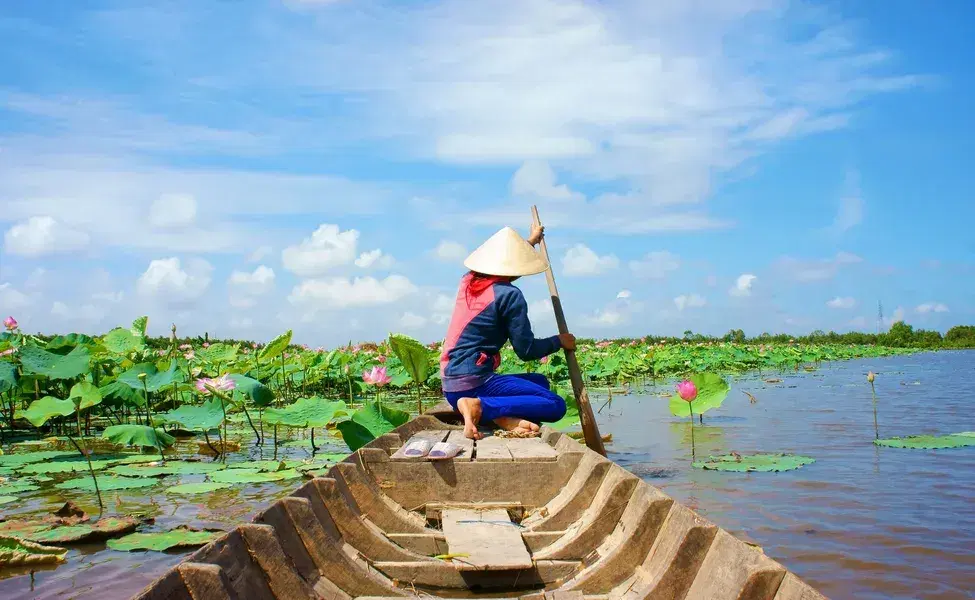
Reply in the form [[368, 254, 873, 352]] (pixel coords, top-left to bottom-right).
[[19, 518, 140, 545], [17, 396, 77, 427], [117, 362, 184, 393], [131, 316, 149, 338], [102, 424, 176, 449], [109, 461, 226, 477], [69, 381, 103, 410], [0, 480, 40, 495], [166, 482, 234, 495], [388, 333, 434, 385], [99, 380, 143, 408], [549, 387, 581, 431], [44, 333, 94, 351], [0, 361, 17, 394], [670, 372, 730, 417], [874, 432, 975, 449], [0, 535, 67, 567], [262, 397, 347, 428], [162, 398, 225, 432], [336, 401, 410, 452], [209, 468, 302, 484], [106, 528, 221, 552], [259, 330, 292, 361], [227, 459, 293, 471], [228, 374, 275, 408], [19, 345, 91, 380], [101, 327, 145, 355], [0, 450, 76, 468], [693, 453, 816, 472], [0, 496, 17, 505], [55, 475, 160, 491], [197, 342, 238, 364]]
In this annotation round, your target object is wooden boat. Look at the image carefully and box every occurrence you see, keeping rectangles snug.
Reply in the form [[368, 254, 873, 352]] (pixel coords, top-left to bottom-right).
[[134, 409, 828, 600]]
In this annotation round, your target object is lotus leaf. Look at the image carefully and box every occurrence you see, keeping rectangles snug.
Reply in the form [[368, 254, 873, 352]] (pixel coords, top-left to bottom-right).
[[102, 327, 145, 355], [197, 342, 238, 364], [259, 330, 292, 361], [228, 374, 275, 407], [209, 468, 302, 484], [55, 475, 160, 491], [17, 396, 77, 427], [162, 398, 225, 431], [693, 453, 816, 472], [98, 380, 142, 408], [131, 315, 150, 337], [0, 361, 17, 394], [166, 482, 234, 495], [388, 333, 433, 385], [0, 480, 40, 495], [336, 401, 410, 451], [262, 397, 347, 428], [15, 518, 141, 545], [117, 362, 184, 393], [0, 450, 76, 468], [0, 496, 16, 505], [874, 432, 975, 449], [227, 459, 293, 471], [107, 528, 221, 552], [669, 372, 730, 417], [69, 381, 103, 410], [549, 388, 581, 431], [102, 424, 176, 449], [109, 461, 226, 477], [44, 333, 94, 350], [19, 345, 91, 380], [20, 454, 156, 475], [0, 536, 67, 567]]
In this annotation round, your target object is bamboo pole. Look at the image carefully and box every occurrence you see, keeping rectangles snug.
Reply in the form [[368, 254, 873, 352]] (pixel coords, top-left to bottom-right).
[[530, 205, 607, 456]]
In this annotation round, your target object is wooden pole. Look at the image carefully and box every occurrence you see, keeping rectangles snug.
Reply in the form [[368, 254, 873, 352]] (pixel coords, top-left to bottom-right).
[[530, 206, 607, 457]]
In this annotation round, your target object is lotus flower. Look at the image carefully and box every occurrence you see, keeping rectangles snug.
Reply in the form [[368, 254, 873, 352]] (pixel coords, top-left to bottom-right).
[[184, 351, 195, 360], [867, 371, 875, 383], [0, 348, 15, 357], [362, 366, 392, 387], [376, 355, 387, 363], [196, 374, 236, 395], [676, 380, 697, 402], [3, 316, 17, 331], [202, 342, 210, 348], [540, 355, 549, 364], [158, 349, 168, 357], [179, 343, 192, 350]]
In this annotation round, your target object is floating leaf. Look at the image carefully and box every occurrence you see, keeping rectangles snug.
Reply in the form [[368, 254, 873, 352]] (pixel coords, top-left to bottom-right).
[[209, 468, 302, 484], [0, 480, 40, 495], [336, 401, 410, 452], [117, 362, 184, 393], [107, 528, 221, 552], [0, 536, 67, 567], [874, 432, 975, 449], [166, 482, 234, 495], [0, 496, 16, 505], [109, 461, 226, 477], [12, 518, 141, 545], [693, 453, 816, 472], [0, 450, 76, 468], [102, 425, 176, 449], [388, 333, 433, 385], [228, 374, 275, 408], [262, 397, 347, 428], [69, 381, 103, 410], [17, 396, 77, 427], [227, 459, 292, 471], [19, 454, 157, 475], [55, 475, 160, 491], [670, 373, 730, 417], [19, 345, 91, 380], [162, 398, 225, 432], [102, 327, 145, 355]]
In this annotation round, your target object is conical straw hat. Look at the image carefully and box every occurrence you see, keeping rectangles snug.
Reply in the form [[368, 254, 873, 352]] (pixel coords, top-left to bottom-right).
[[463, 227, 549, 277]]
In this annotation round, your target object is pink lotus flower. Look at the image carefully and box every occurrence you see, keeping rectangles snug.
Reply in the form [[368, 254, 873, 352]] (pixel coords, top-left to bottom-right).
[[540, 355, 549, 364], [184, 351, 195, 360], [362, 366, 392, 387], [158, 349, 168, 357], [242, 348, 250, 354], [3, 316, 17, 331], [316, 347, 324, 353], [179, 343, 192, 350], [676, 380, 697, 402], [202, 342, 210, 348], [0, 348, 16, 357], [376, 355, 387, 363], [195, 374, 236, 395]]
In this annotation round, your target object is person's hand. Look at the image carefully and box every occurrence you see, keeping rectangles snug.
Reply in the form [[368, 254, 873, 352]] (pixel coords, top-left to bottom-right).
[[558, 333, 576, 351], [528, 223, 545, 246]]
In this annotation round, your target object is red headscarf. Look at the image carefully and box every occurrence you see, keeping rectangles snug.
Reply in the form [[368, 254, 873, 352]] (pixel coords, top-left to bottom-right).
[[464, 271, 510, 307]]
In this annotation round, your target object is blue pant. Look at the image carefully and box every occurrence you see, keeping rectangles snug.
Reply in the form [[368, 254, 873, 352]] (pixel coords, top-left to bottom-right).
[[444, 373, 567, 424]]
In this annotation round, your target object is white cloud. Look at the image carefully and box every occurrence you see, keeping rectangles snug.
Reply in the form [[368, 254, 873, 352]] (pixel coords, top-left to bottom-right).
[[282, 224, 359, 277], [511, 160, 583, 201], [92, 291, 125, 303], [431, 293, 456, 324], [149, 193, 197, 228], [228, 265, 276, 308], [629, 251, 680, 279], [883, 306, 906, 328], [562, 244, 619, 276], [137, 257, 213, 304], [399, 312, 428, 329], [288, 275, 417, 311], [776, 252, 863, 282], [826, 169, 863, 235], [674, 294, 707, 311], [616, 289, 631, 299], [0, 283, 30, 310], [355, 249, 394, 269], [4, 216, 90, 257], [433, 240, 468, 262], [248, 245, 273, 262], [826, 296, 856, 309], [586, 308, 623, 326], [51, 301, 108, 323], [915, 302, 948, 314], [729, 273, 756, 297]]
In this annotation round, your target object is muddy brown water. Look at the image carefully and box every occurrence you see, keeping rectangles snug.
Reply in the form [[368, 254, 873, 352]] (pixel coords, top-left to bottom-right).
[[1, 351, 973, 599]]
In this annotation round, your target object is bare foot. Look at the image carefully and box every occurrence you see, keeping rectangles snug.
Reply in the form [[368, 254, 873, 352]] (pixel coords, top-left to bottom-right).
[[457, 397, 484, 440], [494, 417, 540, 434]]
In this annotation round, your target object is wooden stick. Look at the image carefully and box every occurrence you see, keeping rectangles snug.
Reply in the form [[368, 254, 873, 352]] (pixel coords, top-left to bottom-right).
[[530, 205, 607, 457]]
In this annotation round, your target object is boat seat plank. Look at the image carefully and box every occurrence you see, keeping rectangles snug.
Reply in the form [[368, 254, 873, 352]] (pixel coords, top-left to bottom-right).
[[475, 436, 513, 461], [441, 508, 532, 570], [506, 437, 559, 461], [446, 429, 475, 460], [389, 430, 451, 461]]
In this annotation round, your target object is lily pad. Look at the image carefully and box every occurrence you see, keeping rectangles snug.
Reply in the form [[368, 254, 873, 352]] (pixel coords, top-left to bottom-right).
[[108, 461, 226, 477], [262, 397, 347, 428], [227, 459, 293, 471], [55, 475, 161, 491], [0, 535, 67, 567], [693, 453, 816, 472], [0, 496, 16, 505], [107, 527, 222, 552], [10, 518, 142, 545], [0, 480, 40, 495], [19, 454, 156, 475], [209, 468, 302, 484], [0, 450, 77, 468], [166, 482, 234, 495], [874, 432, 975, 449]]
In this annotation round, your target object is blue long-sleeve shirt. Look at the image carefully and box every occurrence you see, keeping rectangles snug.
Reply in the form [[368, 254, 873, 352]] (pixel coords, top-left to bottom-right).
[[439, 273, 562, 393]]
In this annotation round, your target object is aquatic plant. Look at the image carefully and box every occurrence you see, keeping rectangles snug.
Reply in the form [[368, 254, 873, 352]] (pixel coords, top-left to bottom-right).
[[676, 379, 698, 460]]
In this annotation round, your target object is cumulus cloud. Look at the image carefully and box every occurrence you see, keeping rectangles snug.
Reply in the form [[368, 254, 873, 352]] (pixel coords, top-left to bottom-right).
[[562, 244, 619, 276], [827, 296, 856, 309], [433, 240, 468, 262], [511, 160, 583, 201], [674, 294, 707, 311], [399, 312, 428, 329], [288, 275, 417, 311], [228, 265, 276, 308], [0, 283, 30, 310], [431, 293, 456, 325], [729, 273, 756, 297], [4, 216, 90, 257], [282, 224, 359, 277], [149, 193, 197, 228], [137, 257, 213, 304], [355, 249, 394, 269], [916, 302, 948, 314], [630, 251, 680, 279]]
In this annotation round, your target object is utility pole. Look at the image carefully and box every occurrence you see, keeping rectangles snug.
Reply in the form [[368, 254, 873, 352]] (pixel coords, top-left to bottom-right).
[[877, 301, 884, 334]]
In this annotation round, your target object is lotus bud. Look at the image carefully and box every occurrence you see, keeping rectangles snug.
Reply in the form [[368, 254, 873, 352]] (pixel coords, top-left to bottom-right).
[[867, 371, 875, 383], [676, 380, 697, 402], [3, 316, 17, 331]]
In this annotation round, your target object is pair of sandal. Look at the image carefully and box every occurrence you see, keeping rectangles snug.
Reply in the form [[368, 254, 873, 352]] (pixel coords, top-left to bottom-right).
[[402, 438, 462, 460]]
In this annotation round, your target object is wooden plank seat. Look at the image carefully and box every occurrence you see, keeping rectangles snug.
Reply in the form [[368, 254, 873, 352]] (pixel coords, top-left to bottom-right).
[[440, 508, 533, 571]]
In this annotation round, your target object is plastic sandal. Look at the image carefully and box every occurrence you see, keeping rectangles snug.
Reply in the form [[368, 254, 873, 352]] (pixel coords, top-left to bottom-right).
[[403, 439, 433, 457], [428, 441, 461, 460]]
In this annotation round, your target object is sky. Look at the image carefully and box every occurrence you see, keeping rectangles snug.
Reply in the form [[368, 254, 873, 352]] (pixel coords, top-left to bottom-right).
[[1, 0, 973, 347]]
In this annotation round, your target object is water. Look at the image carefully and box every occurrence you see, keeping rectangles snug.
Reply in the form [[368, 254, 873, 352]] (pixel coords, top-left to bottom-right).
[[1, 351, 973, 599]]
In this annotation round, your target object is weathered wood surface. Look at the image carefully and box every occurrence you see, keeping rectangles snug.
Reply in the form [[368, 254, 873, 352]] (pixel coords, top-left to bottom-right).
[[475, 435, 513, 461], [505, 437, 559, 461], [441, 508, 532, 571]]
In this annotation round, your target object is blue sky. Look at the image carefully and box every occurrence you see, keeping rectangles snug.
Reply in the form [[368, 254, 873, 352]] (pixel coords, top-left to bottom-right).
[[0, 0, 972, 346]]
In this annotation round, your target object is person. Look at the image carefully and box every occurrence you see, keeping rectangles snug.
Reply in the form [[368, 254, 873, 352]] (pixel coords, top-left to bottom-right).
[[439, 223, 576, 439]]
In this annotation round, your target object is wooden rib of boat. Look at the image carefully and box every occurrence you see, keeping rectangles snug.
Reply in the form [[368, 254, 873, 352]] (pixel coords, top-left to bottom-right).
[[134, 409, 828, 600]]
